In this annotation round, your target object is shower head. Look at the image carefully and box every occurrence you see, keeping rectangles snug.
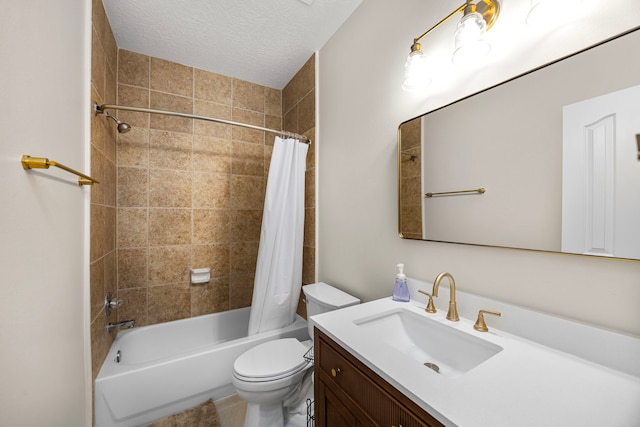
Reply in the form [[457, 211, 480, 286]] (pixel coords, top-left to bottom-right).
[[94, 103, 131, 133], [104, 111, 131, 133]]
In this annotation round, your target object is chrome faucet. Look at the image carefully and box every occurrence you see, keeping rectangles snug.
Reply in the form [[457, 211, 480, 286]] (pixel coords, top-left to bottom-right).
[[432, 272, 459, 322], [106, 320, 135, 333]]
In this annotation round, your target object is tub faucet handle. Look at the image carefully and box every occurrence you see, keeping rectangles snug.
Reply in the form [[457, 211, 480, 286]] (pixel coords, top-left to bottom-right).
[[104, 292, 123, 317]]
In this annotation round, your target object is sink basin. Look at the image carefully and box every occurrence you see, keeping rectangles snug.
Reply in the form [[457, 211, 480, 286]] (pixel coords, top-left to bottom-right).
[[354, 308, 502, 377]]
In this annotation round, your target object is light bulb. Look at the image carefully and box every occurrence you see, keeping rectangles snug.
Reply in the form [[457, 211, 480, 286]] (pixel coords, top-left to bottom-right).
[[402, 49, 431, 91], [452, 11, 491, 65]]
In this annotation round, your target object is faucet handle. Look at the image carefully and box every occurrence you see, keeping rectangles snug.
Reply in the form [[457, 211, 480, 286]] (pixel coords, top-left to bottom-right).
[[418, 289, 437, 313], [474, 309, 501, 332]]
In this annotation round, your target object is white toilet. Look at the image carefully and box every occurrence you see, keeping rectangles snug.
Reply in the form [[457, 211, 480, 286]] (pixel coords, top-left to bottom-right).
[[232, 282, 360, 427]]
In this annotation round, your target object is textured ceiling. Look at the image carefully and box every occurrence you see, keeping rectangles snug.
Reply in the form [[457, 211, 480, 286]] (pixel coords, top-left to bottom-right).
[[102, 0, 362, 89]]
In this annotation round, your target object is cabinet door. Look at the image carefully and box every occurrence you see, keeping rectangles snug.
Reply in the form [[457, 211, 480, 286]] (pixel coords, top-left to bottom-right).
[[315, 329, 444, 427], [316, 379, 356, 427]]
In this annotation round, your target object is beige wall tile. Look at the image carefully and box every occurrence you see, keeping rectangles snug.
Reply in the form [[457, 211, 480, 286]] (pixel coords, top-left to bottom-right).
[[117, 208, 148, 248], [117, 248, 148, 289], [117, 84, 150, 127], [191, 277, 230, 316], [305, 128, 315, 171], [193, 172, 230, 209], [264, 116, 282, 145], [265, 87, 282, 118], [151, 58, 193, 97], [90, 315, 112, 381], [232, 79, 265, 113], [117, 167, 148, 207], [193, 101, 233, 138], [231, 109, 264, 144], [149, 169, 192, 208], [103, 20, 117, 77], [304, 169, 315, 209], [283, 54, 314, 114], [194, 68, 232, 105], [117, 288, 148, 326], [104, 251, 117, 300], [148, 283, 191, 324], [117, 127, 149, 168], [92, 0, 106, 48], [149, 130, 193, 171], [150, 91, 193, 133], [91, 204, 106, 261], [304, 207, 315, 248], [230, 210, 262, 243], [298, 89, 315, 133], [229, 274, 254, 309], [232, 141, 264, 176], [193, 209, 230, 245], [149, 246, 191, 285], [193, 136, 231, 174], [302, 246, 315, 285], [118, 50, 149, 88], [90, 258, 105, 321], [91, 146, 106, 205], [230, 176, 264, 210], [283, 106, 298, 134], [192, 244, 230, 278], [104, 65, 118, 109], [91, 29, 106, 102], [230, 242, 258, 275], [105, 207, 116, 254], [149, 208, 192, 246]]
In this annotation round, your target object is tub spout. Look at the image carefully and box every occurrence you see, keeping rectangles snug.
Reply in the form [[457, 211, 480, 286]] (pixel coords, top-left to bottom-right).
[[106, 320, 135, 333]]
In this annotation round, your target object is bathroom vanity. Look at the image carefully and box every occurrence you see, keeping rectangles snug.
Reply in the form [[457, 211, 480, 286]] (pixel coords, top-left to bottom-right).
[[315, 328, 443, 426], [311, 284, 640, 427]]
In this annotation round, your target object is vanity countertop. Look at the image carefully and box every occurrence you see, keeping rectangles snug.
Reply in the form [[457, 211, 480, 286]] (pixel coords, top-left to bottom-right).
[[312, 297, 640, 427]]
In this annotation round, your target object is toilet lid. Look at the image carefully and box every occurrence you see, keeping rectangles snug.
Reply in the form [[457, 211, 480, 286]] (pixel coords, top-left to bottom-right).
[[234, 339, 309, 379]]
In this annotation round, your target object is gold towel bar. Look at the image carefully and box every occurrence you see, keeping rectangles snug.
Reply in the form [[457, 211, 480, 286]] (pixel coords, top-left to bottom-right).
[[425, 187, 485, 198], [21, 155, 99, 186]]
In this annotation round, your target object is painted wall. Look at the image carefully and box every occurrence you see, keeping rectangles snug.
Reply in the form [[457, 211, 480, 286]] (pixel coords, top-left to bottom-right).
[[0, 1, 90, 426], [317, 0, 640, 336]]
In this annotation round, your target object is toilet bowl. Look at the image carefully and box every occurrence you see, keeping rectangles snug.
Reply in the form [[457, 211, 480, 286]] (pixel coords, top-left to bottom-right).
[[232, 282, 360, 427]]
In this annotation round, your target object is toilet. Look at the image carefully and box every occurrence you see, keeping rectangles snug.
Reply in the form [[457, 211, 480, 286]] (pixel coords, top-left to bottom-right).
[[232, 282, 360, 427]]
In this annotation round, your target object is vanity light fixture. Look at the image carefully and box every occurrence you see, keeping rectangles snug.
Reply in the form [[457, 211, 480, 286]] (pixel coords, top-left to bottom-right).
[[402, 0, 500, 90]]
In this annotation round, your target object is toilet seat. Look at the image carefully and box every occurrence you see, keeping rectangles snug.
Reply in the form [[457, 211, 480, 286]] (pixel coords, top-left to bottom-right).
[[233, 338, 310, 382]]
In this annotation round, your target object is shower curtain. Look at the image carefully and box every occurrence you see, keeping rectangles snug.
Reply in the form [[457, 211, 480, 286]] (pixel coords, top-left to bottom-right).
[[247, 136, 309, 335]]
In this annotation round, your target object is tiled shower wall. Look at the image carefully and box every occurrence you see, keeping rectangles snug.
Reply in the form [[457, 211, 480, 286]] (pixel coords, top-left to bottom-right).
[[113, 50, 317, 326], [399, 118, 422, 239], [89, 0, 117, 385], [282, 56, 316, 318]]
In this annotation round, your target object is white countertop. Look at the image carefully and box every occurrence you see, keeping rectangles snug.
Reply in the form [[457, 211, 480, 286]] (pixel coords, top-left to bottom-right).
[[312, 297, 640, 427]]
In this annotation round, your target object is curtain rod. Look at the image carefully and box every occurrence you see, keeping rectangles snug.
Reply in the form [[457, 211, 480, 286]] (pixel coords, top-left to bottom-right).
[[95, 104, 311, 144]]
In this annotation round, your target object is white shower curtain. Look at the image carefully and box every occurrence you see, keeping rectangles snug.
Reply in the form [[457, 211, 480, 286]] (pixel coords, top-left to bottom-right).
[[247, 136, 308, 335]]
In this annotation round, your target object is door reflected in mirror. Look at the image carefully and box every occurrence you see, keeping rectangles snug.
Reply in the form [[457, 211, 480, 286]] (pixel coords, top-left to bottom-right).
[[398, 27, 640, 261]]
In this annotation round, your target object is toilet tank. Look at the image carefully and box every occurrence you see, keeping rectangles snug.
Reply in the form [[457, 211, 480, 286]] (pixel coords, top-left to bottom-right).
[[302, 282, 360, 340]]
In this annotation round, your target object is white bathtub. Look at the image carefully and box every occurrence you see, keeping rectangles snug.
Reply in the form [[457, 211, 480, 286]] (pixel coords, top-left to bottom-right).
[[95, 307, 309, 427]]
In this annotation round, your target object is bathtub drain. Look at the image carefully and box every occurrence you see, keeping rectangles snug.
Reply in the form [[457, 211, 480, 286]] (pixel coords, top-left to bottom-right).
[[424, 362, 440, 373]]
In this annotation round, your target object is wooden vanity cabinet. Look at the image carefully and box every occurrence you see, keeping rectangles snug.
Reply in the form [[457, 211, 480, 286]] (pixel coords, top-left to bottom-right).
[[314, 329, 445, 427]]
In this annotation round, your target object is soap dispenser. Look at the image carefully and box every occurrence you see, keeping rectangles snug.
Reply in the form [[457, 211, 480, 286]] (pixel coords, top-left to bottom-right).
[[392, 263, 410, 302]]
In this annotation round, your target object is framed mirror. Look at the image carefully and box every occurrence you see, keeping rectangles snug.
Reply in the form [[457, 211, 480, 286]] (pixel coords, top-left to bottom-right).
[[398, 27, 640, 261]]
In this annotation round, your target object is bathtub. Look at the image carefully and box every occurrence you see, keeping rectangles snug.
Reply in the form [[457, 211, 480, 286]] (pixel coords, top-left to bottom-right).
[[95, 307, 309, 427]]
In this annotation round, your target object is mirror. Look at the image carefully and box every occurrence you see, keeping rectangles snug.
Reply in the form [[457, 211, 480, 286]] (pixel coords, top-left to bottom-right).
[[398, 27, 640, 261]]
